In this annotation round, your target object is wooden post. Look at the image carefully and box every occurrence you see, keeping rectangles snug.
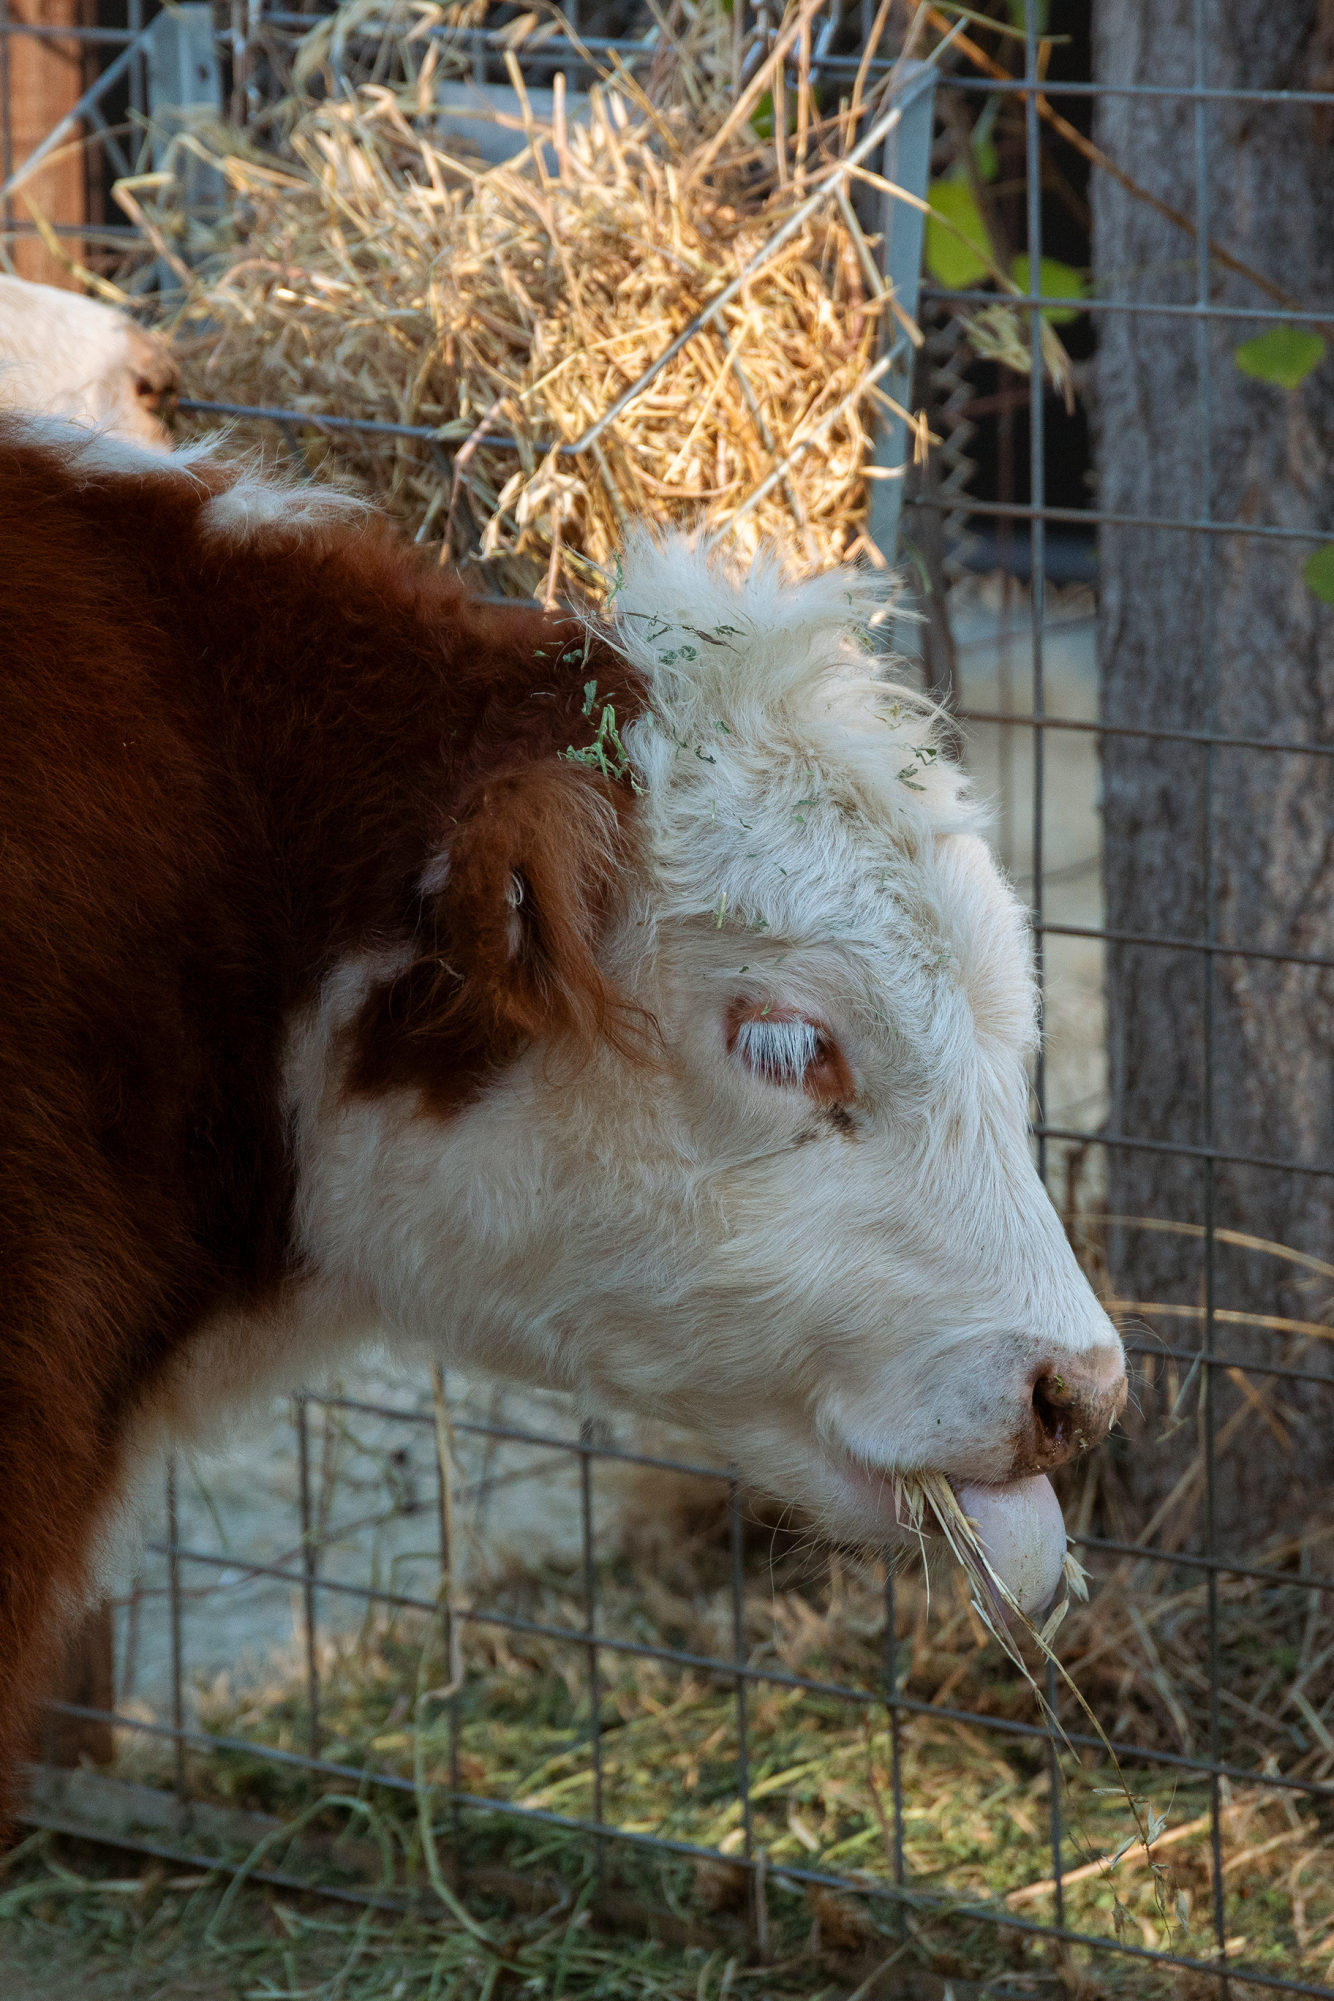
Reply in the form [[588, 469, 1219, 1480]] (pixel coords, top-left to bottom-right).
[[5, 0, 87, 287]]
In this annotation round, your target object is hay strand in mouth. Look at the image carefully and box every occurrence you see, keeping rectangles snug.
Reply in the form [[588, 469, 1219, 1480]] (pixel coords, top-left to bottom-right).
[[897, 1469, 1179, 1938]]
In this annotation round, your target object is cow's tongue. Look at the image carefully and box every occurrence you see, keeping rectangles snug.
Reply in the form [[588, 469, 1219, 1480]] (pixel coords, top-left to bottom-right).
[[950, 1474, 1067, 1617]]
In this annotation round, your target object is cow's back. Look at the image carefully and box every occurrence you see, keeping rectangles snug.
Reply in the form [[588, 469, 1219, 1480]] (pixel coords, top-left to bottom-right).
[[0, 427, 287, 1407]]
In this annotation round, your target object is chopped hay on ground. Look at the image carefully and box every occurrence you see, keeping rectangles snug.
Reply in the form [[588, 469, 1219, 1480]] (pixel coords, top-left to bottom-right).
[[5, 1222, 1334, 1991], [76, 1442, 1331, 1998]]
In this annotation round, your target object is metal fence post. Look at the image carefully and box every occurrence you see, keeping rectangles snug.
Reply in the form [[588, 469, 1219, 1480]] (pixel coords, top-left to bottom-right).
[[296, 1396, 322, 1763], [869, 59, 936, 566], [728, 1473, 757, 1941], [146, 0, 221, 283], [165, 1456, 190, 1830], [579, 1419, 605, 1883], [432, 1365, 464, 1879]]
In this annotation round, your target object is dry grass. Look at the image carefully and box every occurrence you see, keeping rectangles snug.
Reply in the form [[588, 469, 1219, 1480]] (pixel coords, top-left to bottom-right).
[[132, 0, 950, 596], [30, 0, 1083, 606], [5, 1338, 1331, 1995]]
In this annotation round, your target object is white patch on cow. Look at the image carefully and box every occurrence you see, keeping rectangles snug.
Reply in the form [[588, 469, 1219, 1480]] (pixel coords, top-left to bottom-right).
[[609, 532, 989, 959], [200, 473, 373, 544], [418, 851, 451, 897], [266, 534, 1124, 1561], [0, 274, 175, 449], [12, 410, 214, 484]]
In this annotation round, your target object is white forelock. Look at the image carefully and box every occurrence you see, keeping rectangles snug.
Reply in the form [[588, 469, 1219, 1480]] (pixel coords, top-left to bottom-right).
[[603, 531, 1031, 1072], [610, 526, 979, 834]]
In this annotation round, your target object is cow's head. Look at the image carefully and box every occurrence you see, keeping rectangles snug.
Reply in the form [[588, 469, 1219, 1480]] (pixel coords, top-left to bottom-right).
[[290, 536, 1124, 1590]]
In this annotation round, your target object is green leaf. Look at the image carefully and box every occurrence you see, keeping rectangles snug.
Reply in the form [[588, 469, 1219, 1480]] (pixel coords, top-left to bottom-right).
[[750, 90, 775, 141], [1011, 253, 1087, 324], [925, 179, 993, 290], [972, 132, 998, 184], [1304, 544, 1334, 604], [1234, 325, 1325, 389], [749, 86, 817, 141]]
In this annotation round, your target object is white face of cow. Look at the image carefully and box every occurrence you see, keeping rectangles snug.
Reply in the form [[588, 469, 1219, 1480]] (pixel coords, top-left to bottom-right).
[[287, 536, 1125, 1567]]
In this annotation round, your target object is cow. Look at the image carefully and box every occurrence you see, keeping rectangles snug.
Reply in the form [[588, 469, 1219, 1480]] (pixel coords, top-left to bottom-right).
[[0, 414, 1126, 1826], [0, 275, 177, 449]]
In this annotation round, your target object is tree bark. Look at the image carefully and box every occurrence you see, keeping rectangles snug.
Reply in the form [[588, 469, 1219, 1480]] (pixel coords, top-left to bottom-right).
[[1093, 1, 1334, 1553]]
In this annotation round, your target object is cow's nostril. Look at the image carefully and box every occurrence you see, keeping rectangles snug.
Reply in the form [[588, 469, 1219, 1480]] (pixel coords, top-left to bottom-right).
[[1036, 1371, 1077, 1409], [1032, 1376, 1088, 1472], [1032, 1374, 1080, 1457], [1026, 1365, 1125, 1473]]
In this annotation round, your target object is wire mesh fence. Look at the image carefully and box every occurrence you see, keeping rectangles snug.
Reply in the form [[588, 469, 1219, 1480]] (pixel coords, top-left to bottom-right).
[[4, 3, 1334, 1995]]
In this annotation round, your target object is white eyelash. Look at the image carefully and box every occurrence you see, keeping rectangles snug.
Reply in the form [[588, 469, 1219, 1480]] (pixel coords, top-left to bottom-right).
[[735, 1017, 820, 1087]]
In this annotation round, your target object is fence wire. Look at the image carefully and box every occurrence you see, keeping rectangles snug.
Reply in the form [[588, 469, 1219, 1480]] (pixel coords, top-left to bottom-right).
[[4, 4, 1334, 1995]]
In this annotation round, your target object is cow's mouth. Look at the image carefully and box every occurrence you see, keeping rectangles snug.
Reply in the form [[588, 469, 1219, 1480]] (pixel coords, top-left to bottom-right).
[[836, 1454, 1068, 1616], [944, 1474, 1068, 1616]]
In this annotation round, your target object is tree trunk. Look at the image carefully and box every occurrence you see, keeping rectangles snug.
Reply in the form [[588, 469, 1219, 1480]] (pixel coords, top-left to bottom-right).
[[1092, 1, 1334, 1554]]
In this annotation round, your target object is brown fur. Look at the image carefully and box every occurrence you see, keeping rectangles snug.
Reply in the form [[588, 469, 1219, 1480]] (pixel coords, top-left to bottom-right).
[[0, 418, 647, 1827]]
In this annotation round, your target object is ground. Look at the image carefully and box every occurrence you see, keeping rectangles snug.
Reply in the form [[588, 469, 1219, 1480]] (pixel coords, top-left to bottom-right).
[[0, 1928, 246, 2000]]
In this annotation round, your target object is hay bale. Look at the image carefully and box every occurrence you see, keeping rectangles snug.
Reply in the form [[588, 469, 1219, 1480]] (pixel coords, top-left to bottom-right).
[[161, 6, 913, 590]]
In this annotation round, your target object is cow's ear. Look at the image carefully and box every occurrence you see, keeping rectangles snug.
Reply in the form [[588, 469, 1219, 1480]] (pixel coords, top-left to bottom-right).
[[354, 764, 642, 1106], [431, 763, 632, 1051]]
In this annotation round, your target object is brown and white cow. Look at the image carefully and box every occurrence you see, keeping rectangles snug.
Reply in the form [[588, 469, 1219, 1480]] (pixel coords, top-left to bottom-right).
[[0, 275, 177, 449], [0, 415, 1125, 1823]]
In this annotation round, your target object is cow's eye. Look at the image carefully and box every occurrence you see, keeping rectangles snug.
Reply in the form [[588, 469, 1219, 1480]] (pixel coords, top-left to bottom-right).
[[729, 1007, 854, 1101], [735, 1014, 822, 1086]]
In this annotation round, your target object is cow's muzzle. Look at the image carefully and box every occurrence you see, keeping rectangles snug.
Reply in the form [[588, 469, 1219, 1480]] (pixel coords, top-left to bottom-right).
[[1020, 1356, 1127, 1473]]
